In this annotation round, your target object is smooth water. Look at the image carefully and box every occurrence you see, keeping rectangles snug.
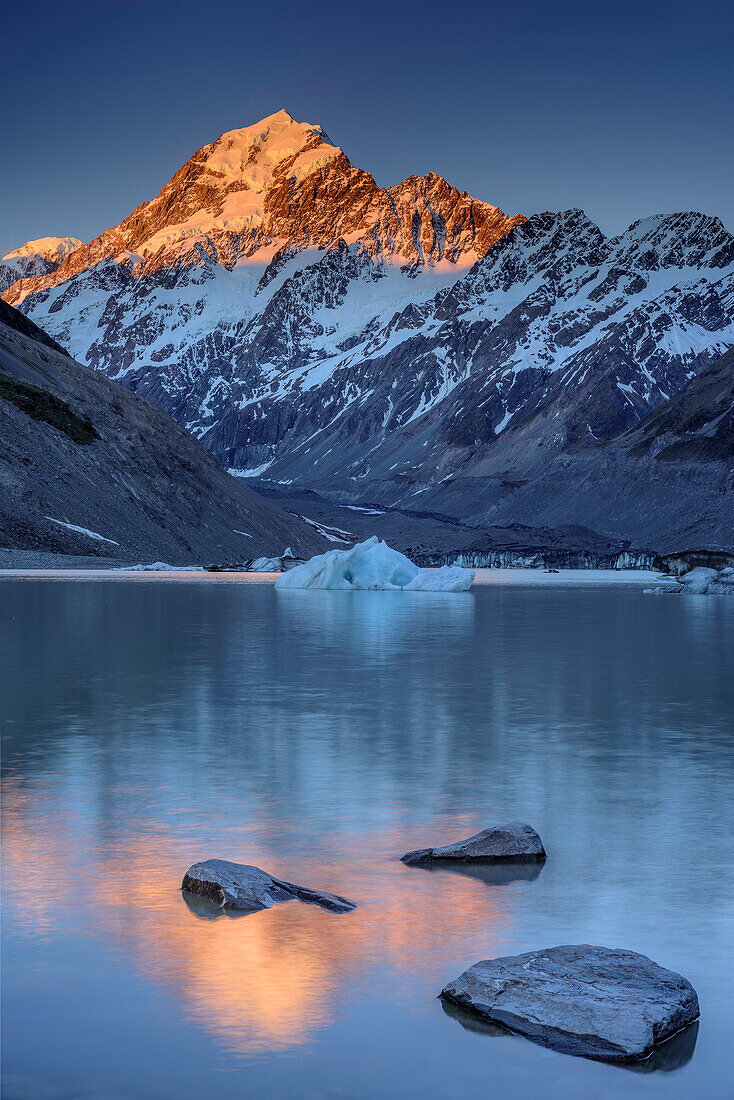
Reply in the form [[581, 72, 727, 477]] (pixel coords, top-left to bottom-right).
[[2, 571, 733, 1100]]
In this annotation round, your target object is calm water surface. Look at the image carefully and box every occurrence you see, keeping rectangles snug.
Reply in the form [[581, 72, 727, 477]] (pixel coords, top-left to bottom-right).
[[2, 571, 733, 1099]]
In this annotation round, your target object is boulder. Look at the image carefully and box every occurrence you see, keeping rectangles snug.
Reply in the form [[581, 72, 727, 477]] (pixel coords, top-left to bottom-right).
[[181, 859, 356, 913], [440, 945, 699, 1063], [401, 822, 546, 866]]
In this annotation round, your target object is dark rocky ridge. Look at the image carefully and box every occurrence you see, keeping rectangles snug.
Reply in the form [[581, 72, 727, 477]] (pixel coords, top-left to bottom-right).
[[255, 484, 658, 566]]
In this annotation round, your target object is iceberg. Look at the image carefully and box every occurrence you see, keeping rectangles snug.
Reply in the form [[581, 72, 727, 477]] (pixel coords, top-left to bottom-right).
[[645, 566, 734, 596], [678, 566, 734, 595], [274, 537, 475, 592], [248, 556, 286, 572], [118, 562, 204, 572]]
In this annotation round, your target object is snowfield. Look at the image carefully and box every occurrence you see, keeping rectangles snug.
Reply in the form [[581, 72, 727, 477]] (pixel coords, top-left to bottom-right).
[[274, 537, 475, 591]]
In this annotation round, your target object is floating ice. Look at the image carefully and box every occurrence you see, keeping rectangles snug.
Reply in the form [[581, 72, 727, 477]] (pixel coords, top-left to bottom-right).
[[679, 566, 734, 595], [249, 556, 286, 572], [119, 562, 203, 571], [274, 536, 474, 591], [646, 566, 734, 596]]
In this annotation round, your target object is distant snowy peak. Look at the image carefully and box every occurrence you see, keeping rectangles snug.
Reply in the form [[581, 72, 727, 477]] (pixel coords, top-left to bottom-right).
[[608, 212, 734, 271], [134, 108, 345, 255], [3, 236, 82, 263], [0, 236, 83, 293], [205, 109, 339, 188]]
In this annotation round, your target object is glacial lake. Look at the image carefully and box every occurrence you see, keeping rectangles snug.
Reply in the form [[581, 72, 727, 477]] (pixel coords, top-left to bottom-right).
[[2, 570, 733, 1099]]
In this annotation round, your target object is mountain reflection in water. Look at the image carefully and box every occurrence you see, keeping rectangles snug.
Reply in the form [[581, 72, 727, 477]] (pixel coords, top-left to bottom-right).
[[3, 776, 513, 1054]]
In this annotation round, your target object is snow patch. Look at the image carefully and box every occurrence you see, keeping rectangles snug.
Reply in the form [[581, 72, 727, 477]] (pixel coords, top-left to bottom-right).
[[4, 236, 82, 262], [294, 515, 353, 544], [229, 461, 274, 478], [45, 517, 119, 545]]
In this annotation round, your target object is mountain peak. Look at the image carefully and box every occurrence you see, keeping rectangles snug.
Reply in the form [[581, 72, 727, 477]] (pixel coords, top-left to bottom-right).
[[207, 110, 337, 177], [3, 236, 81, 263], [3, 111, 523, 299]]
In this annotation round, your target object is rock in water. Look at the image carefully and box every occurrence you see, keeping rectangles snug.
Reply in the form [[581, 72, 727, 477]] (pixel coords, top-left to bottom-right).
[[401, 822, 545, 866], [181, 859, 356, 913], [440, 945, 699, 1063]]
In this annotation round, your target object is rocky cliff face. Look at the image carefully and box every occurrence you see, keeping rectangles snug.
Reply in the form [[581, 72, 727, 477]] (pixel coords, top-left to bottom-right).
[[4, 110, 733, 550]]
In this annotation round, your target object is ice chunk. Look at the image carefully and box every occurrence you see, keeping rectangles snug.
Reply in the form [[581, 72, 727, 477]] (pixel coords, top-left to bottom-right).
[[404, 567, 476, 591], [648, 566, 734, 596], [119, 562, 203, 571], [679, 567, 722, 594], [274, 536, 474, 591], [249, 556, 284, 572], [683, 567, 734, 595]]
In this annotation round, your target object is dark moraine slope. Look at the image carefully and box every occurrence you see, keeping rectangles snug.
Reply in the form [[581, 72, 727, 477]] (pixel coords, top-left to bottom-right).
[[0, 301, 326, 563]]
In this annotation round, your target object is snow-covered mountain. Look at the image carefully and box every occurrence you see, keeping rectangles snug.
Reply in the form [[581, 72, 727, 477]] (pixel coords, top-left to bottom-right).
[[4, 110, 733, 548], [1, 236, 82, 292]]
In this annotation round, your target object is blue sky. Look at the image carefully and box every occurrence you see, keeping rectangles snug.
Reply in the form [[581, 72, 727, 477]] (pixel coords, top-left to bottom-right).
[[2, 0, 732, 254]]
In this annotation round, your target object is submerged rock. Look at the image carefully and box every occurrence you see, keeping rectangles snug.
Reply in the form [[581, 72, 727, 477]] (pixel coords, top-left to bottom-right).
[[440, 945, 699, 1063], [401, 822, 546, 866], [181, 859, 356, 913], [441, 998, 699, 1073], [418, 859, 545, 887]]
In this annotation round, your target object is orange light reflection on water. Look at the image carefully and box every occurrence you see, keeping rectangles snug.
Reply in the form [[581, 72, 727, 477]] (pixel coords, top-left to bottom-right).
[[2, 780, 519, 1056]]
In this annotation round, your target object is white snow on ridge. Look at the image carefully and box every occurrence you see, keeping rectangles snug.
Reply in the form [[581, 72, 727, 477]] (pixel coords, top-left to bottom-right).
[[294, 515, 353, 544], [230, 461, 274, 478]]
